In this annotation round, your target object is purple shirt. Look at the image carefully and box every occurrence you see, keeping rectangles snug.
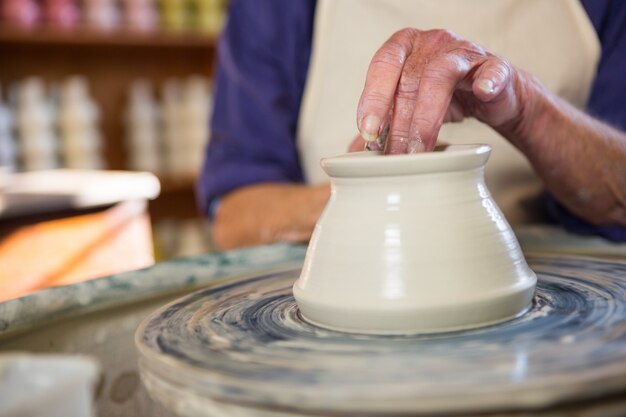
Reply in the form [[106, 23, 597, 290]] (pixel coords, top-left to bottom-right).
[[198, 0, 626, 241]]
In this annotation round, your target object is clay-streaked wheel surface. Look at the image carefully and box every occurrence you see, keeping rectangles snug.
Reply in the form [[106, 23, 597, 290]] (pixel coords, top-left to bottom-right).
[[136, 255, 626, 416]]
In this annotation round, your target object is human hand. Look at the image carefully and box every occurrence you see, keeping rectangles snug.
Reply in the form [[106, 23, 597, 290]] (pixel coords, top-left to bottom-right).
[[213, 132, 375, 250], [213, 183, 330, 250], [357, 28, 538, 154]]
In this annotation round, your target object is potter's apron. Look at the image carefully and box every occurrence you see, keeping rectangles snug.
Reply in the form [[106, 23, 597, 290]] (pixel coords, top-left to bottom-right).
[[297, 0, 600, 225]]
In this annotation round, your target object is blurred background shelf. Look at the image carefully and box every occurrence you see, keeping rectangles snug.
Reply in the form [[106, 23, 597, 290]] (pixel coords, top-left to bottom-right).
[[0, 26, 217, 48], [152, 176, 199, 221], [158, 176, 196, 193], [0, 0, 225, 292], [0, 15, 221, 262], [0, 29, 214, 223]]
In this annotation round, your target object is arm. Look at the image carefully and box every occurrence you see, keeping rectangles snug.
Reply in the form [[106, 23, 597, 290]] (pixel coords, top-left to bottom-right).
[[215, 131, 367, 250], [500, 82, 626, 226], [356, 28, 626, 227], [213, 183, 329, 250], [215, 133, 367, 250]]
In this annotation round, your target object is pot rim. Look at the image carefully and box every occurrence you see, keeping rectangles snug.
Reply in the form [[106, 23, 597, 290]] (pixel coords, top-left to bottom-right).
[[321, 144, 491, 178]]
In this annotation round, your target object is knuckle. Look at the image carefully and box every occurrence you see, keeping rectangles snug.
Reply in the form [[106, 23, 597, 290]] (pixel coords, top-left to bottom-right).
[[424, 55, 467, 80], [492, 54, 510, 66], [448, 42, 486, 62], [497, 57, 513, 73], [484, 57, 512, 81], [371, 45, 406, 70], [492, 64, 510, 80], [397, 72, 420, 95], [393, 27, 419, 42], [362, 90, 389, 108], [424, 30, 487, 64], [390, 53, 421, 95], [426, 28, 461, 44], [422, 67, 454, 87], [381, 28, 419, 64]]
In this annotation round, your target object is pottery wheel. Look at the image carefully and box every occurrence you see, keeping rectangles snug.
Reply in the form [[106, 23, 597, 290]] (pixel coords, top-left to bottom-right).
[[136, 255, 626, 415]]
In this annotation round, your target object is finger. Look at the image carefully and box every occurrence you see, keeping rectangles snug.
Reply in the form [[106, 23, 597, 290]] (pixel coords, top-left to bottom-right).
[[348, 136, 365, 152], [471, 56, 518, 126], [384, 50, 428, 154], [409, 53, 487, 152], [357, 29, 417, 142], [366, 141, 384, 152], [386, 34, 451, 154], [472, 56, 512, 103]]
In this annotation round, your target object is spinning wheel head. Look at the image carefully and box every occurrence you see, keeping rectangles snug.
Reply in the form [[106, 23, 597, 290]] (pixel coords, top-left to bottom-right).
[[136, 256, 626, 416]]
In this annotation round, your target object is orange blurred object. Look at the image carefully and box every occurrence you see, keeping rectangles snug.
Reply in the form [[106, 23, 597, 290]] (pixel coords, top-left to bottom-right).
[[0, 200, 154, 302]]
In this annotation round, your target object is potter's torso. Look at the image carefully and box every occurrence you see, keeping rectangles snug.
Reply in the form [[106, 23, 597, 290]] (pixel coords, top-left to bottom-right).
[[297, 0, 600, 224]]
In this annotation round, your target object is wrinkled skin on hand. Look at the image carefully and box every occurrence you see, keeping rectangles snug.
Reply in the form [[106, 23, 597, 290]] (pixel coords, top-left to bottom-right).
[[355, 27, 626, 228], [357, 28, 534, 154]]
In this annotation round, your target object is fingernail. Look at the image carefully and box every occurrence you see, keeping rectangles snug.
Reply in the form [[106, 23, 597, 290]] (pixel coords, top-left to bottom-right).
[[360, 115, 381, 142], [364, 139, 383, 151], [477, 79, 495, 95]]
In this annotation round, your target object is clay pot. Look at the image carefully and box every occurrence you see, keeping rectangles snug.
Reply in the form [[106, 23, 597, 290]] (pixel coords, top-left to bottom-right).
[[293, 144, 536, 334]]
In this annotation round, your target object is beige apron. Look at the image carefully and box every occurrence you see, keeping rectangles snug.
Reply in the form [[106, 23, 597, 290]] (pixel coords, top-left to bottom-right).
[[297, 0, 600, 225]]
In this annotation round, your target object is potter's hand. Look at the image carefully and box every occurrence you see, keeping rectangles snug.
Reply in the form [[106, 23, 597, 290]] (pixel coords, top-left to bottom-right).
[[214, 136, 370, 250], [213, 183, 330, 250], [357, 28, 532, 154], [358, 28, 626, 227]]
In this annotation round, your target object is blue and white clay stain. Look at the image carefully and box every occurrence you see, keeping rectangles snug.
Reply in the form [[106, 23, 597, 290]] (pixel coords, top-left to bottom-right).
[[137, 255, 626, 415]]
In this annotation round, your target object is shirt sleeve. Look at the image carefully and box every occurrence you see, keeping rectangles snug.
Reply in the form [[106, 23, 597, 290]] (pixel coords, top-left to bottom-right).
[[545, 194, 626, 242], [196, 0, 315, 216], [582, 0, 626, 130]]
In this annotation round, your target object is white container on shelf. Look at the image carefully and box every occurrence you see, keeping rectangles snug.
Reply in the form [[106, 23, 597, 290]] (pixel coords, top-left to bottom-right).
[[0, 86, 18, 171], [182, 75, 211, 152], [58, 76, 105, 170], [160, 76, 212, 177], [161, 78, 184, 177], [122, 0, 157, 31], [125, 79, 162, 174], [84, 0, 120, 29], [16, 77, 59, 171], [127, 151, 161, 174], [62, 152, 106, 170]]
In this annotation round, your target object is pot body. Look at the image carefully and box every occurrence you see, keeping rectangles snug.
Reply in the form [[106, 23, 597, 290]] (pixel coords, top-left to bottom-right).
[[293, 145, 536, 334]]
